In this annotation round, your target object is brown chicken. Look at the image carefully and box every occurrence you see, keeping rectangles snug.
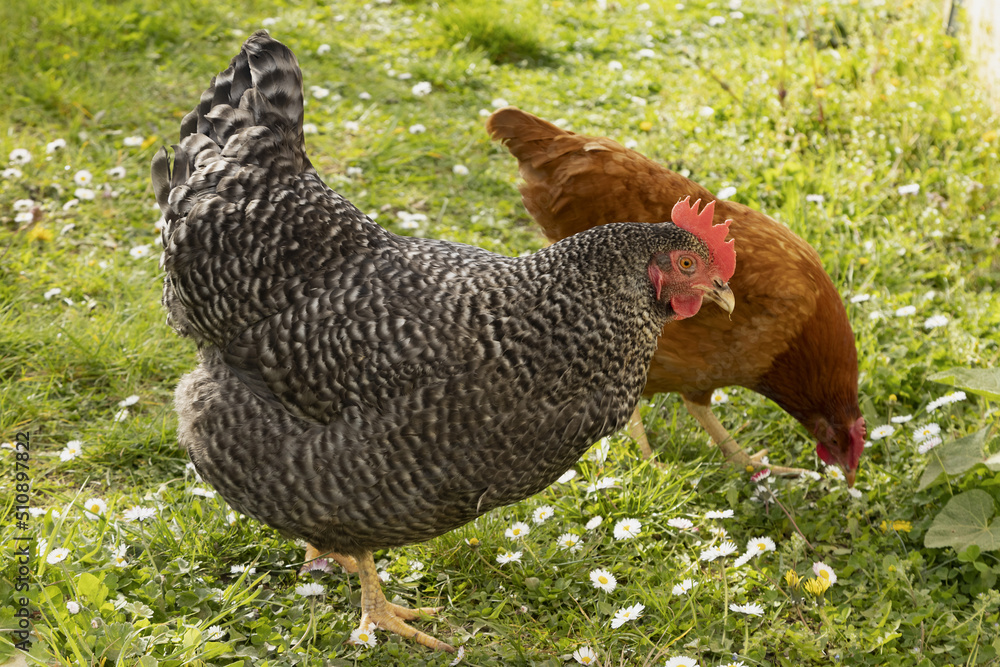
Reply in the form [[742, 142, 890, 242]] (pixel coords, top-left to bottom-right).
[[487, 107, 866, 484]]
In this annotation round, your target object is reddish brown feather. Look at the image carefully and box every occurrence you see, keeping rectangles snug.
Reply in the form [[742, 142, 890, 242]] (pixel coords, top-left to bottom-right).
[[487, 106, 865, 476]]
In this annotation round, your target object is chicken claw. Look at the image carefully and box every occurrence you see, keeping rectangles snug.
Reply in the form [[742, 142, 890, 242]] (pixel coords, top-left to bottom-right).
[[354, 551, 455, 653]]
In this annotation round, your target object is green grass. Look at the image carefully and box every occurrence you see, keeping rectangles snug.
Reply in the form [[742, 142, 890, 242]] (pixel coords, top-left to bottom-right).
[[2, 0, 999, 665]]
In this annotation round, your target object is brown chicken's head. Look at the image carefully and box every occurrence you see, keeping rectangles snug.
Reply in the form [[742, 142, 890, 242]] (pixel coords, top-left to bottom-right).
[[813, 415, 866, 486], [647, 197, 737, 319]]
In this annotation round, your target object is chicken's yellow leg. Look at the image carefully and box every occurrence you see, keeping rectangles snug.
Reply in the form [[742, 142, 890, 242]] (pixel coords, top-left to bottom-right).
[[352, 551, 454, 653], [302, 544, 358, 573], [628, 405, 654, 459]]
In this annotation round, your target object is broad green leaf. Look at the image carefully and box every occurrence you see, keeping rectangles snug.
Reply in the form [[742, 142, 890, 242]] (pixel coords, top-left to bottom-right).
[[918, 426, 994, 490], [924, 490, 1000, 552], [927, 367, 1000, 401], [76, 572, 109, 607]]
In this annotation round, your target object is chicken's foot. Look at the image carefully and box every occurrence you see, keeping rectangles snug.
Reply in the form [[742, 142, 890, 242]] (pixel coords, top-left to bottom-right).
[[302, 544, 358, 574], [351, 550, 454, 653], [681, 396, 807, 477]]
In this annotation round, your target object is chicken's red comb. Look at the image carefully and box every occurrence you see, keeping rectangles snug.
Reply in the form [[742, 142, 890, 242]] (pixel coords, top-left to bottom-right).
[[671, 197, 736, 281]]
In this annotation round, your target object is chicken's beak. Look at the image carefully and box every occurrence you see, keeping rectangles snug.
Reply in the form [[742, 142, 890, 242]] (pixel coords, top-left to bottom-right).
[[700, 280, 735, 315], [845, 467, 856, 488]]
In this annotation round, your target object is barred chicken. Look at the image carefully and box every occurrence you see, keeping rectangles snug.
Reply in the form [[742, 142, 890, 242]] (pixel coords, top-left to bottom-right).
[[153, 32, 736, 652], [487, 107, 865, 484]]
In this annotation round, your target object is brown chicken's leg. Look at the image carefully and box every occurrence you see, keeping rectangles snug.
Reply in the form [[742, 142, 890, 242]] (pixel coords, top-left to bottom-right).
[[351, 551, 454, 652], [302, 544, 358, 573], [681, 394, 806, 476], [628, 405, 654, 459]]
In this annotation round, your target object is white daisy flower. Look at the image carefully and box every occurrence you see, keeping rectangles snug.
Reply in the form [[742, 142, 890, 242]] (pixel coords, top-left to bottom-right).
[[14, 198, 35, 211], [613, 518, 642, 540], [671, 578, 696, 596], [747, 536, 776, 556], [610, 602, 644, 629], [47, 547, 70, 564], [491, 97, 510, 109], [230, 564, 257, 575], [897, 183, 920, 195], [505, 521, 530, 539], [827, 467, 845, 481], [895, 305, 917, 317], [556, 469, 577, 483], [805, 194, 825, 203], [47, 139, 67, 153], [717, 541, 739, 557], [74, 187, 96, 200], [130, 245, 153, 259], [112, 545, 129, 567], [44, 287, 62, 300], [847, 487, 863, 500], [923, 315, 948, 329], [83, 498, 107, 518], [708, 526, 729, 540], [850, 293, 871, 303], [118, 395, 140, 407], [557, 533, 583, 552], [346, 166, 363, 177], [66, 600, 81, 614], [316, 43, 331, 55], [206, 625, 225, 640], [60, 440, 83, 461], [452, 164, 469, 176], [496, 550, 522, 565], [869, 425, 895, 440], [411, 81, 432, 96], [28, 507, 47, 517], [751, 468, 771, 483], [359, 91, 372, 100], [295, 582, 325, 596], [350, 624, 377, 647], [665, 657, 698, 667], [608, 60, 623, 71], [532, 505, 555, 524], [890, 415, 913, 424], [917, 436, 942, 454], [704, 509, 734, 519], [711, 389, 728, 404], [944, 391, 967, 404], [73, 169, 93, 186], [9, 148, 32, 164], [585, 516, 603, 531], [226, 511, 238, 525], [636, 48, 656, 59], [63, 199, 79, 210], [106, 166, 127, 179], [113, 408, 130, 422], [408, 123, 426, 134], [590, 568, 617, 593], [717, 186, 737, 199], [2, 167, 23, 179], [343, 120, 360, 132], [812, 561, 837, 585], [572, 646, 598, 665], [123, 136, 145, 147], [667, 517, 694, 530], [699, 547, 721, 562], [708, 15, 726, 26], [730, 601, 764, 616], [733, 552, 754, 567], [310, 85, 330, 99], [912, 423, 941, 442], [190, 487, 216, 498], [122, 506, 156, 522], [586, 476, 620, 493]]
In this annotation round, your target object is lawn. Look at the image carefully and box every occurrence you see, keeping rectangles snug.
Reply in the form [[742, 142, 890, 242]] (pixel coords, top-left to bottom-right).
[[1, 0, 999, 665]]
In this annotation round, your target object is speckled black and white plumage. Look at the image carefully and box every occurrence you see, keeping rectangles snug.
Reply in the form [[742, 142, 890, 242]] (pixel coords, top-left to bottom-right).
[[153, 32, 720, 556]]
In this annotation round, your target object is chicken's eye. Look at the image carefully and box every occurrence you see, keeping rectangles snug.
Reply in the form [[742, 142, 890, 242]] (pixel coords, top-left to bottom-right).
[[677, 256, 696, 271]]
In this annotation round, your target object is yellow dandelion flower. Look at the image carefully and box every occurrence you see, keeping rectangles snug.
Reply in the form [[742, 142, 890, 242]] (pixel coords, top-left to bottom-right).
[[813, 88, 827, 98], [818, 6, 828, 15], [803, 577, 831, 596], [982, 130, 998, 143], [639, 120, 653, 132], [784, 569, 801, 589], [27, 227, 53, 242]]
